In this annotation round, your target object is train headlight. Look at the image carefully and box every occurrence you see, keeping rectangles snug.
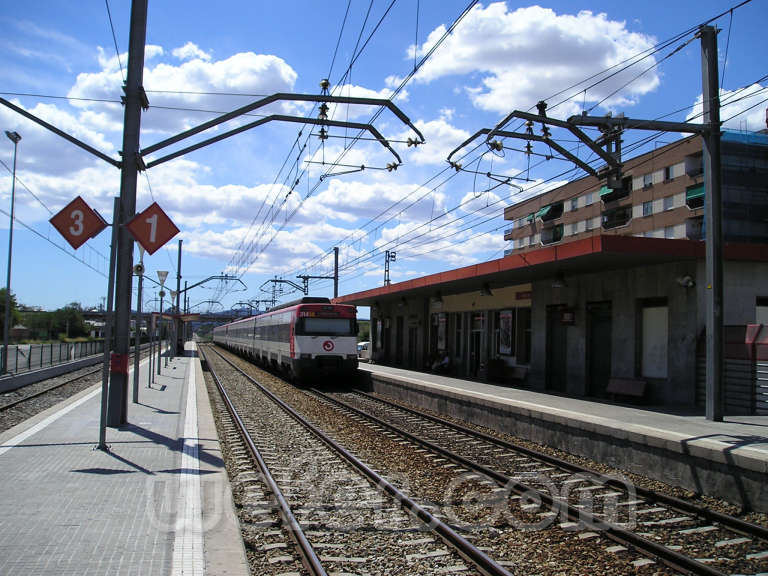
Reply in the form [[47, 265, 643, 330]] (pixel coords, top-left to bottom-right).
[[300, 353, 312, 359]]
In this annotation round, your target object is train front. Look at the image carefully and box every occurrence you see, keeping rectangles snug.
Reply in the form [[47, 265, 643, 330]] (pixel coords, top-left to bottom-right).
[[292, 303, 358, 380]]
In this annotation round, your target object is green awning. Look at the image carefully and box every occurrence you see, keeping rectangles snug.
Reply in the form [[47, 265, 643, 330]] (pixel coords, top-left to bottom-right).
[[599, 185, 612, 197], [526, 212, 535, 223], [686, 184, 705, 201], [535, 205, 552, 219]]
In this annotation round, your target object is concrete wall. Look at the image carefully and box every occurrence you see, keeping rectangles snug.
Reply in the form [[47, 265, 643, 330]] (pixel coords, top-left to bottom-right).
[[695, 260, 768, 327], [531, 261, 700, 404]]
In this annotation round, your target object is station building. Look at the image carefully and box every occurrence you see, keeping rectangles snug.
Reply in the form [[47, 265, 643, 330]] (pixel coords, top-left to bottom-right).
[[336, 131, 768, 414]]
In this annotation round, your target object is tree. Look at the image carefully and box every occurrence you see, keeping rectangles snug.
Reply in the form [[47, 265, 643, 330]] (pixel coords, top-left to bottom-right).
[[52, 302, 89, 339], [0, 288, 21, 332]]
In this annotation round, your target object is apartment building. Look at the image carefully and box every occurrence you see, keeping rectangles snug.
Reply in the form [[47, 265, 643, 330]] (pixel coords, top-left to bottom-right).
[[503, 132, 768, 251]]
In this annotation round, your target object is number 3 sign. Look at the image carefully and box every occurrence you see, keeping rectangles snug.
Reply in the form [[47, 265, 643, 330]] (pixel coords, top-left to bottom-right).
[[49, 196, 108, 250], [125, 202, 180, 255]]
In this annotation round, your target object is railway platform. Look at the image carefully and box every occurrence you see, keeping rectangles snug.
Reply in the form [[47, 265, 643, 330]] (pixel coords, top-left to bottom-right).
[[359, 363, 768, 513], [0, 342, 248, 576]]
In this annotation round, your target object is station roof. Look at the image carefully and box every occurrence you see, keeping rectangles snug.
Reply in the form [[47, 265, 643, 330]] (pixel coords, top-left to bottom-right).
[[334, 235, 768, 306]]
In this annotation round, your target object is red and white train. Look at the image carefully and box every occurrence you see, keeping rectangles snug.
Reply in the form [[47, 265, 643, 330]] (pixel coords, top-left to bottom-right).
[[212, 297, 358, 381]]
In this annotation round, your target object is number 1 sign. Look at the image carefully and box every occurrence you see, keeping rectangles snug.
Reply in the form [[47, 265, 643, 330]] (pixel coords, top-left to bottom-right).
[[125, 202, 180, 255], [49, 196, 108, 250]]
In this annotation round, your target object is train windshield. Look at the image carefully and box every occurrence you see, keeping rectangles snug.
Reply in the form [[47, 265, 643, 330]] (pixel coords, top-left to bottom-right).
[[298, 317, 355, 336]]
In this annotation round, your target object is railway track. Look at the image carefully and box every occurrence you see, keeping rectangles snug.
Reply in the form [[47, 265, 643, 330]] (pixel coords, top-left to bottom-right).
[[201, 344, 514, 576], [311, 388, 768, 576], [207, 344, 677, 574]]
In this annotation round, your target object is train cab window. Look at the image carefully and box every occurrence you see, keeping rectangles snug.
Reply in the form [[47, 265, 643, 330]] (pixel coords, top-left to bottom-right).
[[297, 318, 355, 336]]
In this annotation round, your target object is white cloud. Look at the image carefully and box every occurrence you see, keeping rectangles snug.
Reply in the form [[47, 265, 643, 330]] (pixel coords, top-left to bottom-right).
[[68, 48, 299, 135], [395, 113, 471, 166], [299, 178, 446, 226], [687, 83, 768, 132], [172, 42, 211, 62], [412, 3, 659, 116]]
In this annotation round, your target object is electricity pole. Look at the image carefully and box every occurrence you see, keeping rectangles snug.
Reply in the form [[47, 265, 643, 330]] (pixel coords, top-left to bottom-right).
[[107, 0, 148, 427]]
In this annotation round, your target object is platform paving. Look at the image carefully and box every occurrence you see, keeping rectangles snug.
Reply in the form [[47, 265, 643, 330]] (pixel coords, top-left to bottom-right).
[[361, 363, 768, 512], [0, 342, 248, 576]]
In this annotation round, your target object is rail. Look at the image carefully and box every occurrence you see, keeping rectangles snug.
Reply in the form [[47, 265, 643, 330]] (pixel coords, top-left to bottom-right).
[[205, 344, 513, 576], [315, 389, 762, 576]]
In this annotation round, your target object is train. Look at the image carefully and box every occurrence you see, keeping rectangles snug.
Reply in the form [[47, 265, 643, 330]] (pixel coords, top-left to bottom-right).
[[212, 297, 358, 381]]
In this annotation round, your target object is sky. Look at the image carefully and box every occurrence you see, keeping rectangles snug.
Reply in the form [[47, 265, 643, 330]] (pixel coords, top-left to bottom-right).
[[0, 0, 766, 318]]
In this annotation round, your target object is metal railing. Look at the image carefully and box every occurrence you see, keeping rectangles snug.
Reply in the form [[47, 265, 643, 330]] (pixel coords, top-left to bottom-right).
[[1, 340, 105, 375]]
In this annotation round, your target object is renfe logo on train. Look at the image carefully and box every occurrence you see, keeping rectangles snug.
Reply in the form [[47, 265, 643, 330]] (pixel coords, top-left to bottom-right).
[[322, 340, 335, 352]]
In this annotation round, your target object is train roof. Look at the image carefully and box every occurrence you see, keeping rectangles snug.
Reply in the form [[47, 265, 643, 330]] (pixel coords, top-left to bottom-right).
[[267, 296, 331, 312]]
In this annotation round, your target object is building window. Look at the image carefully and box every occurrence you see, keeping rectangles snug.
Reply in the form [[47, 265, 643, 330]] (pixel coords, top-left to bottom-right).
[[642, 201, 653, 217], [585, 192, 594, 205], [571, 198, 578, 211], [686, 184, 705, 209], [664, 166, 673, 182], [643, 173, 653, 188], [541, 223, 564, 245], [663, 195, 674, 211], [639, 299, 668, 378], [536, 202, 564, 222], [664, 225, 675, 239], [602, 206, 632, 229], [686, 216, 704, 240]]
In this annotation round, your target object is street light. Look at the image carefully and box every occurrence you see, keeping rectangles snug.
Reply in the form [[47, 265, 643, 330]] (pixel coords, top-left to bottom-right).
[[157, 271, 168, 377], [2, 130, 20, 375]]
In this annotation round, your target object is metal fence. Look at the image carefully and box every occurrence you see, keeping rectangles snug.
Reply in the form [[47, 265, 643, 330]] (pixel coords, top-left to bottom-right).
[[695, 324, 768, 415], [2, 341, 105, 375]]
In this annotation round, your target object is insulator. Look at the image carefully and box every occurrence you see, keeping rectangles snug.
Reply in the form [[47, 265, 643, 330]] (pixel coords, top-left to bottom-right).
[[449, 161, 462, 172], [525, 142, 533, 155], [407, 137, 420, 147], [489, 140, 503, 152], [386, 162, 399, 172], [318, 127, 328, 141], [525, 119, 534, 136]]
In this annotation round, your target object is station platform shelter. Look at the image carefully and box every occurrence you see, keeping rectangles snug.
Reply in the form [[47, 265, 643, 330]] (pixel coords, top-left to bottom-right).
[[336, 235, 768, 415]]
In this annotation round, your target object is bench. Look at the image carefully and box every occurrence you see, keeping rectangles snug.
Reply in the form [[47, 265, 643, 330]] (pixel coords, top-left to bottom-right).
[[606, 378, 647, 401], [487, 359, 528, 386]]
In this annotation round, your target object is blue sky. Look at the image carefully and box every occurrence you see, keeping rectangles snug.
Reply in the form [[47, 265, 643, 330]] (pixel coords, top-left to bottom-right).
[[0, 0, 766, 316]]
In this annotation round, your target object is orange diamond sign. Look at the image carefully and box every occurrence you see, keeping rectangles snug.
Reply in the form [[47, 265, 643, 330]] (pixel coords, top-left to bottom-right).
[[126, 202, 180, 255], [49, 196, 108, 250]]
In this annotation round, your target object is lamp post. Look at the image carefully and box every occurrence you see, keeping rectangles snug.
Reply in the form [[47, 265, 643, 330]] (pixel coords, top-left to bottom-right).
[[156, 271, 168, 377], [132, 247, 145, 403], [2, 130, 20, 375]]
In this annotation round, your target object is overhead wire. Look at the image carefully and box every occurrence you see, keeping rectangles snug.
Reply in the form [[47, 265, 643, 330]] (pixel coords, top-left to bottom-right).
[[104, 0, 125, 82]]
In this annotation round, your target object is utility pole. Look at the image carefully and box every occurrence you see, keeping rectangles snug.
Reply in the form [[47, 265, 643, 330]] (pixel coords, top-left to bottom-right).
[[175, 239, 182, 356], [701, 25, 724, 421], [334, 246, 339, 298], [384, 250, 396, 286], [107, 0, 148, 427]]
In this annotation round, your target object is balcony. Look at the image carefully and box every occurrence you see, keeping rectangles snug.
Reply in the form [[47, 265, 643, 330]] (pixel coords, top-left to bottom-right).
[[541, 223, 564, 245], [535, 202, 564, 222], [600, 184, 630, 204], [686, 183, 705, 210], [602, 206, 632, 230], [686, 216, 705, 240]]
